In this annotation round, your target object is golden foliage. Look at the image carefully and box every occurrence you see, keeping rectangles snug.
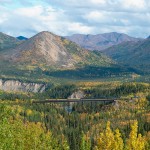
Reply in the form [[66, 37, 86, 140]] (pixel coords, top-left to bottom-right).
[[95, 121, 147, 150], [126, 121, 146, 150]]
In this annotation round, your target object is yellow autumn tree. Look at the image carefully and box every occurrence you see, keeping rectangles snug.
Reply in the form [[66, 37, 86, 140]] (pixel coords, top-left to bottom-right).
[[114, 129, 124, 150], [125, 121, 147, 150], [26, 109, 32, 116], [95, 121, 116, 150], [95, 121, 124, 150]]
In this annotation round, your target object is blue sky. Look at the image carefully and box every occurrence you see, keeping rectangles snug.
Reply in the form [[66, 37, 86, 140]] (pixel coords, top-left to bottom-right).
[[0, 0, 150, 38]]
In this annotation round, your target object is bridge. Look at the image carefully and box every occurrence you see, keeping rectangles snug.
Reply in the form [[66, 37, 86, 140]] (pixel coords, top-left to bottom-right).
[[32, 98, 116, 103]]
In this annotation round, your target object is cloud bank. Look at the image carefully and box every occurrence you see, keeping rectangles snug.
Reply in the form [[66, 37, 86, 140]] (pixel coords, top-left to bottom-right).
[[0, 0, 150, 38]]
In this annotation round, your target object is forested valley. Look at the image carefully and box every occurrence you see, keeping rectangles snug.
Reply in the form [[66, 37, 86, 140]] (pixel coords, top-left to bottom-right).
[[0, 82, 150, 150]]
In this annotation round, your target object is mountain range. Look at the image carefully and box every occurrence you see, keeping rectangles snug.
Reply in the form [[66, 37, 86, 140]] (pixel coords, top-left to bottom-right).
[[0, 31, 117, 81], [65, 32, 141, 51], [0, 31, 149, 82]]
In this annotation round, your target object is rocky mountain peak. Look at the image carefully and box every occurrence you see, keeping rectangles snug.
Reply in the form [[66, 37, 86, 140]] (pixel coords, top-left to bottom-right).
[[33, 31, 55, 38], [7, 31, 73, 66]]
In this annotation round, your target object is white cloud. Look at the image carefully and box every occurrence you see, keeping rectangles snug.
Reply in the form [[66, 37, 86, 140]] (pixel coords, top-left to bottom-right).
[[0, 5, 92, 37], [122, 0, 146, 10], [67, 23, 93, 34], [0, 0, 150, 38], [0, 14, 7, 23], [14, 6, 43, 17], [85, 11, 106, 21], [90, 0, 106, 4], [0, 0, 12, 3], [0, 5, 61, 37]]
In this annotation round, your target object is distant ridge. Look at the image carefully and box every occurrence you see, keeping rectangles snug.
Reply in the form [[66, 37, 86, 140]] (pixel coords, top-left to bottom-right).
[[65, 32, 142, 51], [17, 36, 28, 40]]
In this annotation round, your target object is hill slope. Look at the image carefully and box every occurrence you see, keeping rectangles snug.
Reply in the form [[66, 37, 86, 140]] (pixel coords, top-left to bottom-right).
[[103, 39, 150, 73], [1, 31, 113, 69], [0, 32, 22, 51], [65, 32, 141, 51]]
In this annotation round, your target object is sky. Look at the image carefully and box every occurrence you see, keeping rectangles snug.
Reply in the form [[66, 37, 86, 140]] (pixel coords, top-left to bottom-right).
[[0, 0, 150, 38]]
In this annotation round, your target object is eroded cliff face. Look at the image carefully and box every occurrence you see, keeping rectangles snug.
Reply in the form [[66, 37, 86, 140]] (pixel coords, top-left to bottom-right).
[[68, 90, 85, 99], [0, 79, 46, 93]]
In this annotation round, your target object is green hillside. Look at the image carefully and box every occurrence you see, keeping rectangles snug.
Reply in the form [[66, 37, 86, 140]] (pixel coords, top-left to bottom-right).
[[103, 39, 150, 73]]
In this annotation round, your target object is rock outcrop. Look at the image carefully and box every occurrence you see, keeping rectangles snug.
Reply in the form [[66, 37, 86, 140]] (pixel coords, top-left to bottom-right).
[[0, 79, 46, 93], [68, 90, 85, 99]]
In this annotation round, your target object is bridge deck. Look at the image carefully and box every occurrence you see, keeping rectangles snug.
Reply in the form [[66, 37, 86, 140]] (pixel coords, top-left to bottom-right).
[[33, 99, 116, 103]]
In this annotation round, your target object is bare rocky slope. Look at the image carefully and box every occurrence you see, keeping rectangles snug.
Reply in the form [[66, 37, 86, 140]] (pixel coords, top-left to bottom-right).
[[0, 79, 46, 93], [1, 31, 113, 69]]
